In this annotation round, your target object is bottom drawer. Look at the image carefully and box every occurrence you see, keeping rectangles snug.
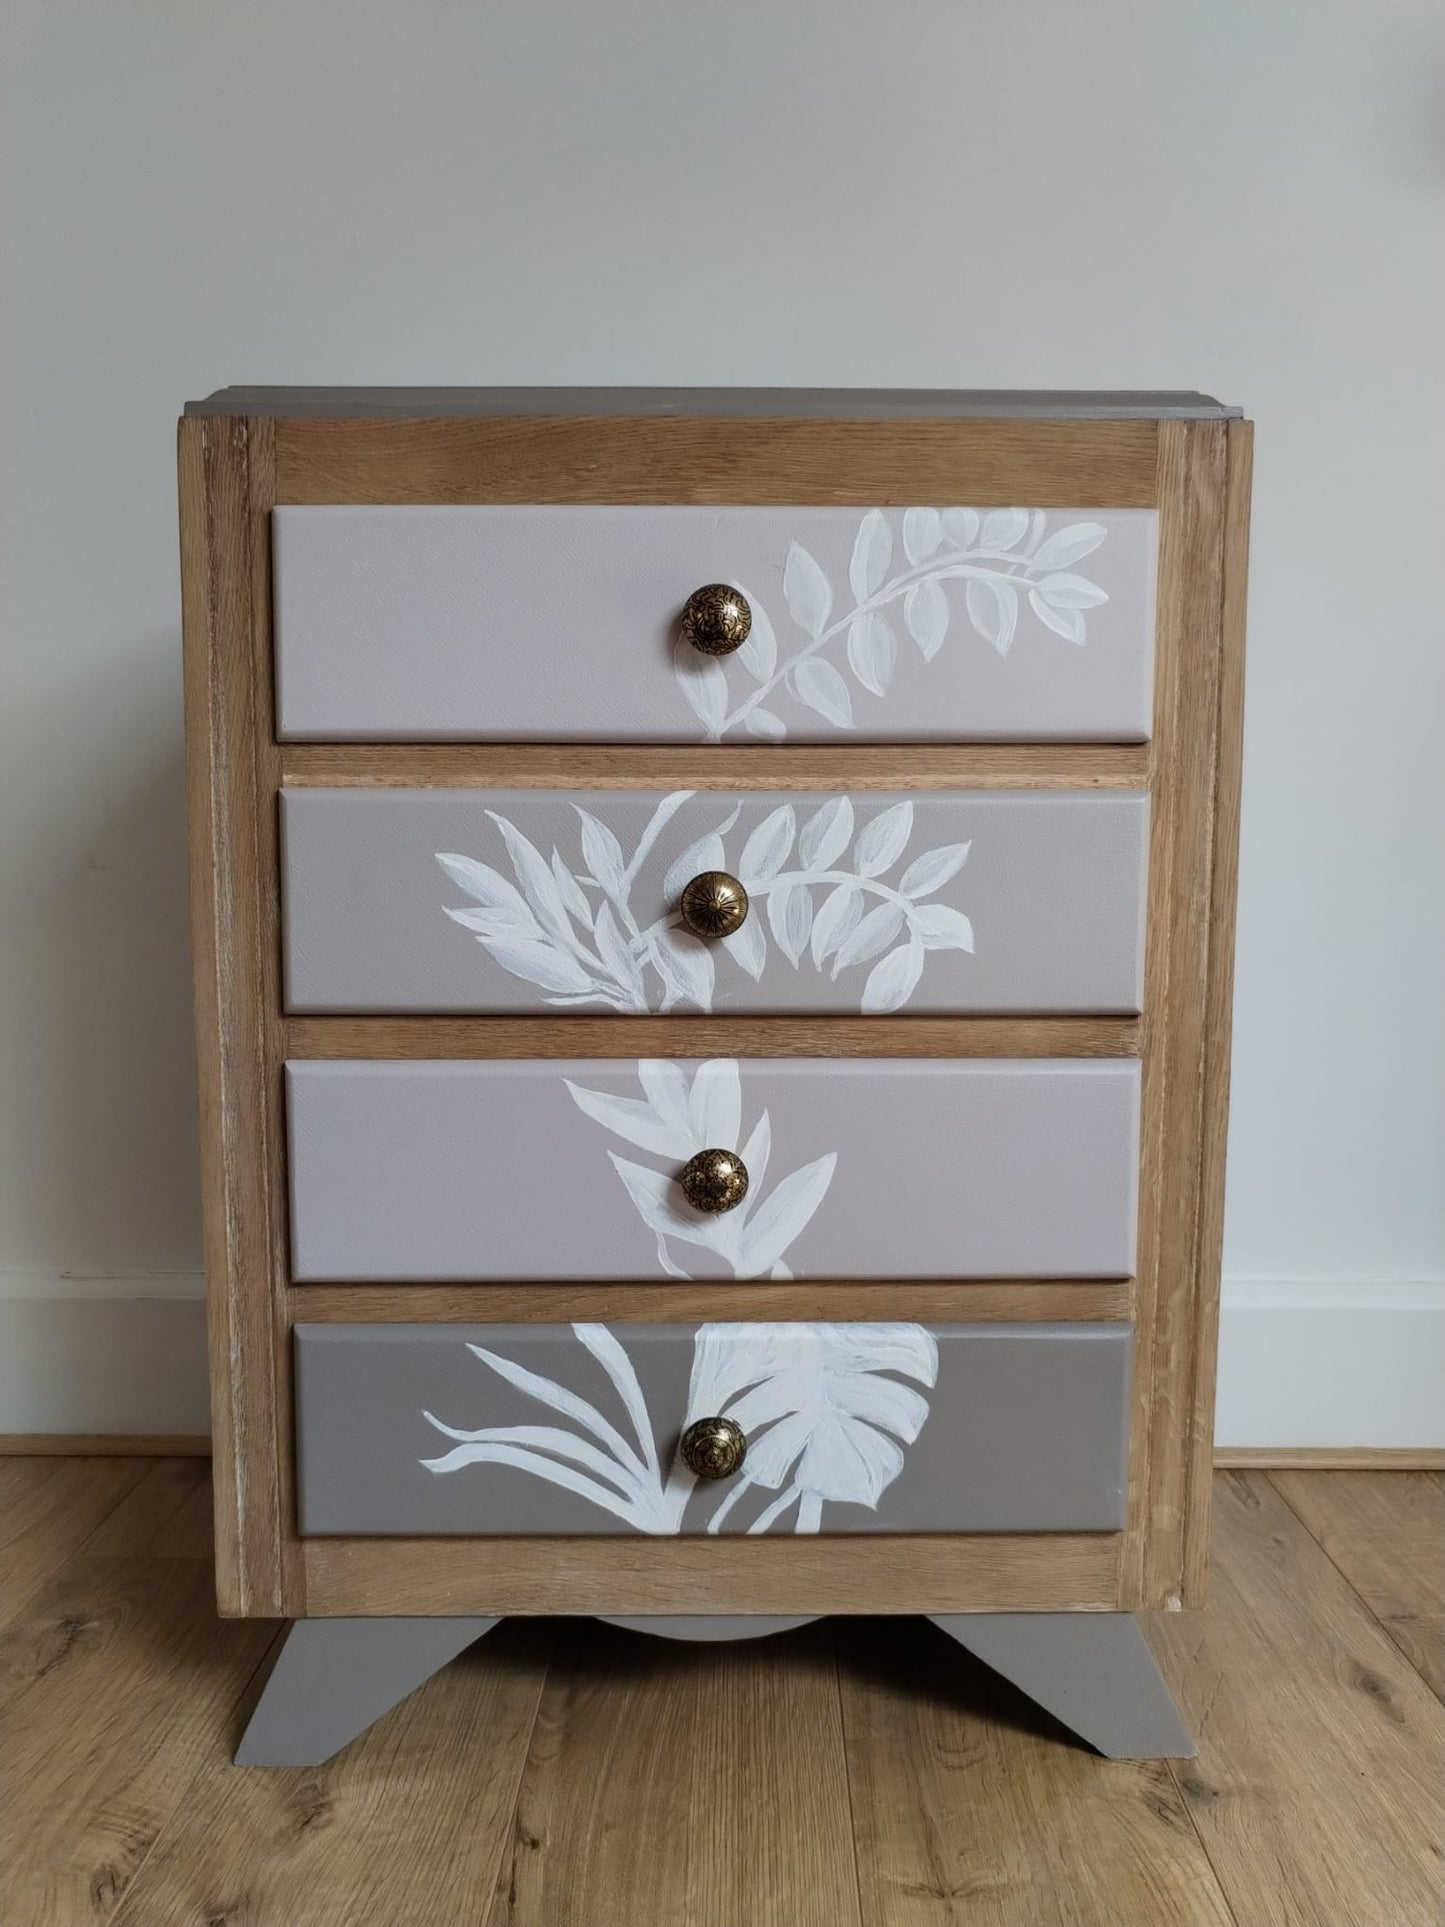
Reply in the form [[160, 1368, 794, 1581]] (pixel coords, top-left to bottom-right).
[[295, 1321, 1130, 1537]]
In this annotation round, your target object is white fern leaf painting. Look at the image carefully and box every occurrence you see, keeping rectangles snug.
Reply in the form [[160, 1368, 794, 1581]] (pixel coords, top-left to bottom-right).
[[565, 1058, 833, 1281], [437, 792, 975, 1014], [421, 1320, 939, 1535], [674, 507, 1109, 742]]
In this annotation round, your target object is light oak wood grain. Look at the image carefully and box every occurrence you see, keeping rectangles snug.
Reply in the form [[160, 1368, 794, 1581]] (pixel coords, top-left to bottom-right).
[[286, 1015, 1141, 1061], [488, 1622, 862, 1927], [1215, 1446, 1445, 1470], [1150, 1471, 1445, 1927], [301, 1533, 1122, 1618], [280, 742, 1151, 789], [0, 1461, 278, 1927], [287, 1280, 1131, 1325], [273, 415, 1159, 507], [108, 1624, 550, 1927], [1124, 421, 1231, 1612], [0, 1457, 147, 1635], [0, 1433, 214, 1457], [837, 1616, 1235, 1926], [1271, 1469, 1445, 1703], [180, 415, 298, 1619]]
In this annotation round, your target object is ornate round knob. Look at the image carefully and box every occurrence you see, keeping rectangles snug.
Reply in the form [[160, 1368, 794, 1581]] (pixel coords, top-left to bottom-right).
[[678, 1147, 749, 1214], [679, 870, 749, 940], [679, 1415, 747, 1480], [679, 583, 752, 656]]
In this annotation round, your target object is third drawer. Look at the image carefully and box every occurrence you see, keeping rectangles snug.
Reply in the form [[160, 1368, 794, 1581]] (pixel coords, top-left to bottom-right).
[[286, 1057, 1140, 1281]]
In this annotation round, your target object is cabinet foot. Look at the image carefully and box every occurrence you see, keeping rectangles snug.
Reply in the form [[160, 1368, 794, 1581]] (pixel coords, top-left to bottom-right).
[[928, 1611, 1194, 1758], [236, 1616, 499, 1766]]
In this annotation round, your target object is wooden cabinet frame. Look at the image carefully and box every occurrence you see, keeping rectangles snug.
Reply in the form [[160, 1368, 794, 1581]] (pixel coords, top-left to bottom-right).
[[179, 405, 1250, 1619]]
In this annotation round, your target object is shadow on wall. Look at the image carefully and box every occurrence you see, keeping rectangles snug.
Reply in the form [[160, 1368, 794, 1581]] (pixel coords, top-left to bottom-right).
[[12, 643, 203, 1277]]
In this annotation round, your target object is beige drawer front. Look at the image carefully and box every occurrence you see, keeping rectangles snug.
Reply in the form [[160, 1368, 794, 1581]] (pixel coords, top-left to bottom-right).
[[285, 1058, 1140, 1282], [281, 787, 1149, 1016], [294, 1320, 1132, 1537], [272, 504, 1158, 743]]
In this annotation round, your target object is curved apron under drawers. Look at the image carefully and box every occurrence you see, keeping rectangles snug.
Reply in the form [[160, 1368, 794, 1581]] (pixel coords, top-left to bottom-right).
[[293, 1320, 1132, 1536], [280, 788, 1149, 1016], [272, 504, 1158, 743], [285, 1058, 1140, 1281]]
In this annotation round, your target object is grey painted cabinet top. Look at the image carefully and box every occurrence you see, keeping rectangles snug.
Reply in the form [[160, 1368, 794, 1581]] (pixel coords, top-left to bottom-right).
[[187, 386, 1242, 420]]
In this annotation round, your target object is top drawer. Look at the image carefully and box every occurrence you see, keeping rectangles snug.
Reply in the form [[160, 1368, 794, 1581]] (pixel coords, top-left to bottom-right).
[[273, 505, 1158, 743]]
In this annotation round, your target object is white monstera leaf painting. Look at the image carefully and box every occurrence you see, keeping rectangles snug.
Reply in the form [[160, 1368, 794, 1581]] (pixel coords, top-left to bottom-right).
[[673, 505, 1110, 742], [437, 792, 974, 1014], [421, 1320, 939, 1535], [565, 1058, 833, 1281]]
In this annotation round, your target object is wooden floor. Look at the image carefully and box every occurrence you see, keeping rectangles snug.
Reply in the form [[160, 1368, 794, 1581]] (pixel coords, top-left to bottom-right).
[[0, 1461, 1440, 1926]]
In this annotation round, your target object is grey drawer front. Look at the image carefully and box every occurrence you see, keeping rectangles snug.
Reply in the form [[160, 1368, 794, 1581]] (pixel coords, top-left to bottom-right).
[[281, 788, 1148, 1016], [285, 1058, 1140, 1282], [272, 505, 1157, 743], [294, 1321, 1132, 1536]]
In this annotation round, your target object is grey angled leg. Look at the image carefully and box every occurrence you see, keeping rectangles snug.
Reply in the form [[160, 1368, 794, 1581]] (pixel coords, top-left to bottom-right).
[[236, 1616, 499, 1766], [928, 1612, 1194, 1759]]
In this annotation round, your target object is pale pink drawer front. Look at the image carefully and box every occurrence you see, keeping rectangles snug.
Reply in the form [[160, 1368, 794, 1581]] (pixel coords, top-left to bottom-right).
[[272, 505, 1158, 743], [285, 1058, 1141, 1283]]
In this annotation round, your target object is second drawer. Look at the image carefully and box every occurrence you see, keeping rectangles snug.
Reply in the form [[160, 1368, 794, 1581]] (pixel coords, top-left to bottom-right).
[[281, 787, 1149, 1015], [286, 1057, 1140, 1282]]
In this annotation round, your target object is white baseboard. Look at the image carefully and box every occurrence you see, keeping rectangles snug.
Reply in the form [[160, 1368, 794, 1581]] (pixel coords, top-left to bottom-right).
[[1, 1274, 1441, 1449]]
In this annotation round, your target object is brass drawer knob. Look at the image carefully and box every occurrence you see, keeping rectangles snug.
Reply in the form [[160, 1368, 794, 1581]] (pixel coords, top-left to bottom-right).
[[678, 1147, 749, 1213], [679, 870, 749, 939], [680, 584, 752, 656], [680, 1415, 747, 1480]]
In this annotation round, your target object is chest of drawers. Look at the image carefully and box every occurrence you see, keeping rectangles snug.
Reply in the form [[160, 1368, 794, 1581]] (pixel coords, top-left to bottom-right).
[[179, 387, 1250, 1766]]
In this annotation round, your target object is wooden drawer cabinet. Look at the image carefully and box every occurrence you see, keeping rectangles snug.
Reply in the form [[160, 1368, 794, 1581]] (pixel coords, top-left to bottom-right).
[[180, 386, 1249, 1768]]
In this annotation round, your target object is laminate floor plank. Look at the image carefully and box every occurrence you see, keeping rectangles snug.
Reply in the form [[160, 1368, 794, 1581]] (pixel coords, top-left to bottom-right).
[[487, 1620, 863, 1927], [1269, 1469, 1445, 1703], [108, 1622, 551, 1927], [1148, 1471, 1445, 1927], [836, 1616, 1235, 1927], [0, 1461, 277, 1927], [0, 1456, 149, 1635]]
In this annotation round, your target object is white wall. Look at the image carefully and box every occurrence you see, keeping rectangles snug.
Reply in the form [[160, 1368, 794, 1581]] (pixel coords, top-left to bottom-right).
[[3, 0, 1442, 1444]]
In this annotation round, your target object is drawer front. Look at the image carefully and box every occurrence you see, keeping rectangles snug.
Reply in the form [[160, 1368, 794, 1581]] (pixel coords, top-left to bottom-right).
[[273, 505, 1157, 743], [282, 787, 1149, 1016], [286, 1058, 1140, 1281], [294, 1320, 1131, 1536]]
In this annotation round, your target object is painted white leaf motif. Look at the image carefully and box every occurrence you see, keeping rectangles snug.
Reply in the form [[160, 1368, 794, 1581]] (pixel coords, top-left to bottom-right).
[[734, 584, 777, 681], [566, 1060, 835, 1282], [439, 790, 977, 1015], [910, 902, 975, 951], [670, 507, 1112, 740], [422, 1319, 938, 1535], [846, 612, 897, 697], [854, 800, 914, 876], [902, 506, 942, 565], [862, 935, 926, 1013], [799, 796, 854, 872], [1031, 521, 1107, 571], [783, 542, 833, 638], [903, 577, 949, 660], [687, 1322, 939, 1532], [965, 575, 1019, 656], [849, 509, 893, 602], [739, 804, 796, 884], [898, 841, 970, 899], [788, 657, 854, 729]]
